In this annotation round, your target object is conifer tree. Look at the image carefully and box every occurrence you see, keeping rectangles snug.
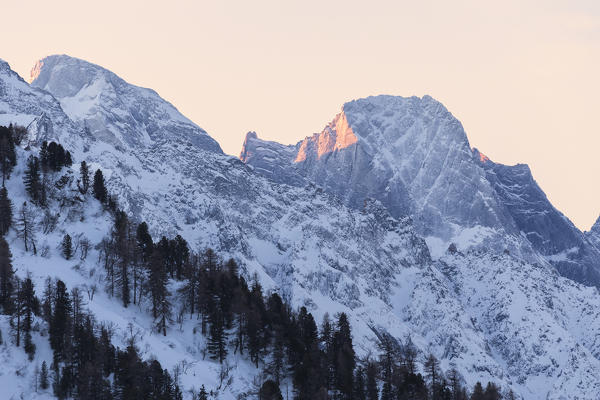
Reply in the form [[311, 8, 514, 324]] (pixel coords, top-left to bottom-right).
[[113, 211, 130, 307], [470, 382, 484, 400], [425, 354, 441, 400], [40, 361, 49, 390], [79, 161, 90, 194], [208, 306, 227, 362], [0, 236, 14, 313], [64, 151, 73, 167], [198, 385, 208, 400], [136, 222, 153, 261], [49, 280, 72, 363], [20, 276, 37, 360], [23, 155, 42, 203], [149, 249, 170, 335], [353, 366, 366, 400], [93, 169, 107, 203], [0, 126, 16, 184], [483, 382, 501, 400], [267, 329, 286, 384], [11, 278, 23, 347], [39, 141, 49, 173], [0, 187, 13, 235], [259, 380, 283, 400], [61, 234, 73, 260], [333, 312, 355, 399], [365, 361, 378, 400]]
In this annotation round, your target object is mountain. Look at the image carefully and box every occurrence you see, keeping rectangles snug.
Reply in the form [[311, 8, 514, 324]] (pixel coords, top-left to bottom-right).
[[240, 95, 600, 287], [474, 149, 600, 286], [0, 58, 78, 143], [586, 217, 600, 250], [0, 55, 599, 398]]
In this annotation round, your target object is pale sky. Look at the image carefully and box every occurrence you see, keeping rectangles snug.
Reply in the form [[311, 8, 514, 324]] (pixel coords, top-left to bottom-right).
[[1, 0, 599, 230]]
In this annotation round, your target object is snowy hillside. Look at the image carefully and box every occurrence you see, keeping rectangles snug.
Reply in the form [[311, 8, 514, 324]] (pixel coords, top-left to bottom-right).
[[0, 55, 598, 399]]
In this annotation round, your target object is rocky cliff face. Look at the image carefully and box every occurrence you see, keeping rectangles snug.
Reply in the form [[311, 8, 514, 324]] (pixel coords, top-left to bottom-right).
[[474, 149, 600, 286], [241, 95, 600, 288], [1, 55, 600, 398], [241, 96, 539, 259]]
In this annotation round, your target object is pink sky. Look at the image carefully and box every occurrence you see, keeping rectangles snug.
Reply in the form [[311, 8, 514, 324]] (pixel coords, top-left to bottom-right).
[[2, 0, 599, 229]]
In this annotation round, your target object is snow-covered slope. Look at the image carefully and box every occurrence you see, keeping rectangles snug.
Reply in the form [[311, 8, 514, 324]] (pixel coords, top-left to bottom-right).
[[0, 56, 600, 398]]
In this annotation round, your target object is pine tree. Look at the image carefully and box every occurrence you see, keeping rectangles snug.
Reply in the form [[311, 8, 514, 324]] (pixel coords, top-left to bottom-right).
[[259, 380, 283, 400], [207, 305, 227, 363], [353, 366, 366, 400], [16, 202, 36, 254], [39, 141, 49, 173], [0, 187, 13, 235], [64, 151, 72, 167], [366, 361, 378, 400], [333, 312, 355, 399], [267, 329, 286, 384], [40, 361, 49, 390], [424, 354, 441, 400], [149, 247, 171, 335], [20, 276, 37, 360], [113, 211, 130, 307], [93, 169, 107, 203], [483, 382, 501, 400], [49, 280, 72, 363], [198, 385, 208, 400], [470, 382, 484, 400], [0, 126, 16, 184], [61, 234, 73, 260], [136, 222, 153, 262], [24, 155, 43, 204], [79, 161, 90, 194], [0, 236, 14, 313]]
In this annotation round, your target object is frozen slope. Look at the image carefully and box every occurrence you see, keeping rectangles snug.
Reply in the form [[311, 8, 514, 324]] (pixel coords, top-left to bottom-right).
[[0, 56, 599, 398]]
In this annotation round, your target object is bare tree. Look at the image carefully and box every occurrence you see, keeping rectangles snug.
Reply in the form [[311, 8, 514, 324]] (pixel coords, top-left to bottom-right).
[[16, 202, 36, 254], [83, 283, 97, 301], [79, 237, 91, 260]]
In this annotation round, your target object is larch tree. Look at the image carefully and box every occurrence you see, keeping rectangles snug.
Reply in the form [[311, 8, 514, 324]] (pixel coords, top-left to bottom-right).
[[0, 187, 13, 235], [16, 202, 36, 254]]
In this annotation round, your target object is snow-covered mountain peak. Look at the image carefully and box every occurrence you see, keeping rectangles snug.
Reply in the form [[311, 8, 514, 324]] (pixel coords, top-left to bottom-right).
[[31, 54, 222, 153], [341, 94, 470, 151]]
